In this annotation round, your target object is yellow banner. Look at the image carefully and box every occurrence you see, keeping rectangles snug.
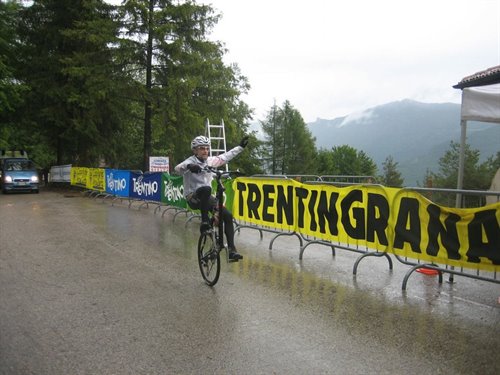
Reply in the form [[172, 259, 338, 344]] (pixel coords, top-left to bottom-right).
[[87, 168, 105, 191], [70, 167, 89, 187], [232, 178, 500, 272]]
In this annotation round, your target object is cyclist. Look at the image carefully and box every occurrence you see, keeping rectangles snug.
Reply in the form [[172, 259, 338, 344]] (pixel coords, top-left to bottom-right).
[[175, 135, 249, 261]]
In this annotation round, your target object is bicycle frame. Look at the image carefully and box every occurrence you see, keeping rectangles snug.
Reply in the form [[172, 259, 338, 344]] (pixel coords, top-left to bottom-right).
[[213, 168, 226, 255]]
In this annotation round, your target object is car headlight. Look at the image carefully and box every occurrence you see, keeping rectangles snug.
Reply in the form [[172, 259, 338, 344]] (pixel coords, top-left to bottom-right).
[[5, 176, 13, 183], [31, 175, 39, 182]]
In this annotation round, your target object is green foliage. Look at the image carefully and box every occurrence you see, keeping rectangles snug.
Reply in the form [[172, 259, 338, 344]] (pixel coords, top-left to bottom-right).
[[379, 155, 404, 187], [316, 148, 335, 176], [12, 0, 136, 167], [317, 145, 377, 177], [429, 141, 499, 207], [431, 141, 492, 189], [119, 0, 253, 170], [0, 1, 25, 115], [0, 0, 29, 151], [260, 100, 317, 175], [1, 0, 253, 171]]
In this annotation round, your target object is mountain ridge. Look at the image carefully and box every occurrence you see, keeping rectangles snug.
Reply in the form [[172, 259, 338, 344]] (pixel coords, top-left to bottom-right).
[[307, 99, 499, 185]]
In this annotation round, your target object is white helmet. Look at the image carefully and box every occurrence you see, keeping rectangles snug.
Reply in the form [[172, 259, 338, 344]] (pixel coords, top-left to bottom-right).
[[191, 135, 210, 149]]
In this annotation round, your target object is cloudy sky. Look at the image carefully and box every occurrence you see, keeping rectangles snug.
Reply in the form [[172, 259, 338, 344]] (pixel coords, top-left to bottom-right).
[[207, 0, 500, 122]]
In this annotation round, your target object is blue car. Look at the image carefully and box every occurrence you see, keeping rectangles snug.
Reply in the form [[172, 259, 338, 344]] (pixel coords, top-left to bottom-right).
[[1, 158, 39, 194]]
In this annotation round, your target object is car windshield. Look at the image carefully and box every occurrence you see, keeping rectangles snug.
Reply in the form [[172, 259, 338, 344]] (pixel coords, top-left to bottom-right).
[[5, 160, 36, 171]]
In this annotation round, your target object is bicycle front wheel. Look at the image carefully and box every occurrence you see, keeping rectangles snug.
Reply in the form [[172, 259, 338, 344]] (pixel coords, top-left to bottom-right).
[[197, 231, 220, 286]]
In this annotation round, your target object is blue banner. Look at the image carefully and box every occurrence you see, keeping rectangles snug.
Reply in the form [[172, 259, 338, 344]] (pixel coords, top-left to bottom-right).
[[130, 172, 162, 201], [105, 169, 131, 197]]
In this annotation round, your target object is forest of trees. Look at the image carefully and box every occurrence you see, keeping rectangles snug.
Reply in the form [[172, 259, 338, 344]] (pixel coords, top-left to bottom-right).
[[1, 0, 258, 172], [1, 0, 498, 200]]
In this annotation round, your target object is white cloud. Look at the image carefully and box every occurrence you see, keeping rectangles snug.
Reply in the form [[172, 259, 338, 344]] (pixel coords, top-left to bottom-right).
[[339, 108, 376, 127], [209, 0, 500, 122]]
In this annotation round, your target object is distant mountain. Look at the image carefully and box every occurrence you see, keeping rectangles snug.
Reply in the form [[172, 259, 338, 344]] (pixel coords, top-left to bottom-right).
[[307, 99, 499, 186]]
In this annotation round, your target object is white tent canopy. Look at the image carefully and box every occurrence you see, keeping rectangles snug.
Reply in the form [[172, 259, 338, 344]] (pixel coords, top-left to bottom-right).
[[461, 83, 500, 123], [454, 66, 500, 207]]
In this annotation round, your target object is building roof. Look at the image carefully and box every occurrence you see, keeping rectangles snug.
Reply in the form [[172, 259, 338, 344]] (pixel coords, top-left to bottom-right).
[[453, 65, 500, 89]]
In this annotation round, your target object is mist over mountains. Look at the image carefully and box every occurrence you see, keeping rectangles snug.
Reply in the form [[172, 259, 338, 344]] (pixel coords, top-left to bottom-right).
[[307, 99, 500, 186]]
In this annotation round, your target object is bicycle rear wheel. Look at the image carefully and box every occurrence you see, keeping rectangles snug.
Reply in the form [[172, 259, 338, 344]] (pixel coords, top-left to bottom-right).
[[197, 231, 220, 286]]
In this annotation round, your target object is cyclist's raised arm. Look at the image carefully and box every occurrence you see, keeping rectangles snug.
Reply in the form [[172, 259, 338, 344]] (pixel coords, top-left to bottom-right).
[[206, 146, 242, 168], [206, 136, 249, 168]]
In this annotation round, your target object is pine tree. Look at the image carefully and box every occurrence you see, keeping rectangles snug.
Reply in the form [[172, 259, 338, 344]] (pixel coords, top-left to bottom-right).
[[119, 0, 253, 169], [0, 1, 27, 150], [430, 141, 499, 207], [6, 0, 261, 171], [261, 100, 316, 175], [17, 0, 132, 166], [379, 155, 404, 187], [0, 1, 25, 117], [316, 145, 377, 178]]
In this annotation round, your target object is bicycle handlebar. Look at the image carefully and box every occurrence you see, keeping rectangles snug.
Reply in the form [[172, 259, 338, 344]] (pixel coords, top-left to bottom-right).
[[203, 166, 245, 179]]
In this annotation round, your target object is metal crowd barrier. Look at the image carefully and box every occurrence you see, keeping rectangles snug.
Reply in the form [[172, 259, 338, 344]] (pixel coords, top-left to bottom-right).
[[80, 175, 499, 292], [391, 186, 500, 290], [234, 176, 499, 291]]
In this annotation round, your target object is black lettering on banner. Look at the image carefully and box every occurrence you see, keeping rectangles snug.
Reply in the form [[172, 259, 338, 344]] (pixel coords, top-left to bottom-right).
[[317, 191, 339, 236], [366, 193, 389, 245], [276, 185, 294, 225], [394, 197, 421, 252], [262, 184, 275, 222], [308, 190, 319, 231], [295, 187, 309, 229], [426, 204, 461, 260], [247, 183, 261, 220], [466, 209, 500, 265], [236, 182, 247, 217], [341, 189, 365, 240]]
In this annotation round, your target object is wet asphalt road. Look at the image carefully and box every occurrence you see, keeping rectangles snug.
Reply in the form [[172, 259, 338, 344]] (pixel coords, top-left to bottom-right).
[[1, 188, 499, 375]]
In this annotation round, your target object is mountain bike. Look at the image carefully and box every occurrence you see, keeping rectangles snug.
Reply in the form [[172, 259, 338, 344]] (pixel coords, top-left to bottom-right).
[[197, 167, 242, 286]]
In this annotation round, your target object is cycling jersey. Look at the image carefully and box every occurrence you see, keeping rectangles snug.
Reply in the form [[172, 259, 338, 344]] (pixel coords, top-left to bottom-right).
[[174, 145, 244, 198]]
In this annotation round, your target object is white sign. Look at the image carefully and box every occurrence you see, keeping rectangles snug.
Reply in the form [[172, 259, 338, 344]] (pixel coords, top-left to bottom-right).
[[50, 164, 72, 182], [149, 156, 169, 172]]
